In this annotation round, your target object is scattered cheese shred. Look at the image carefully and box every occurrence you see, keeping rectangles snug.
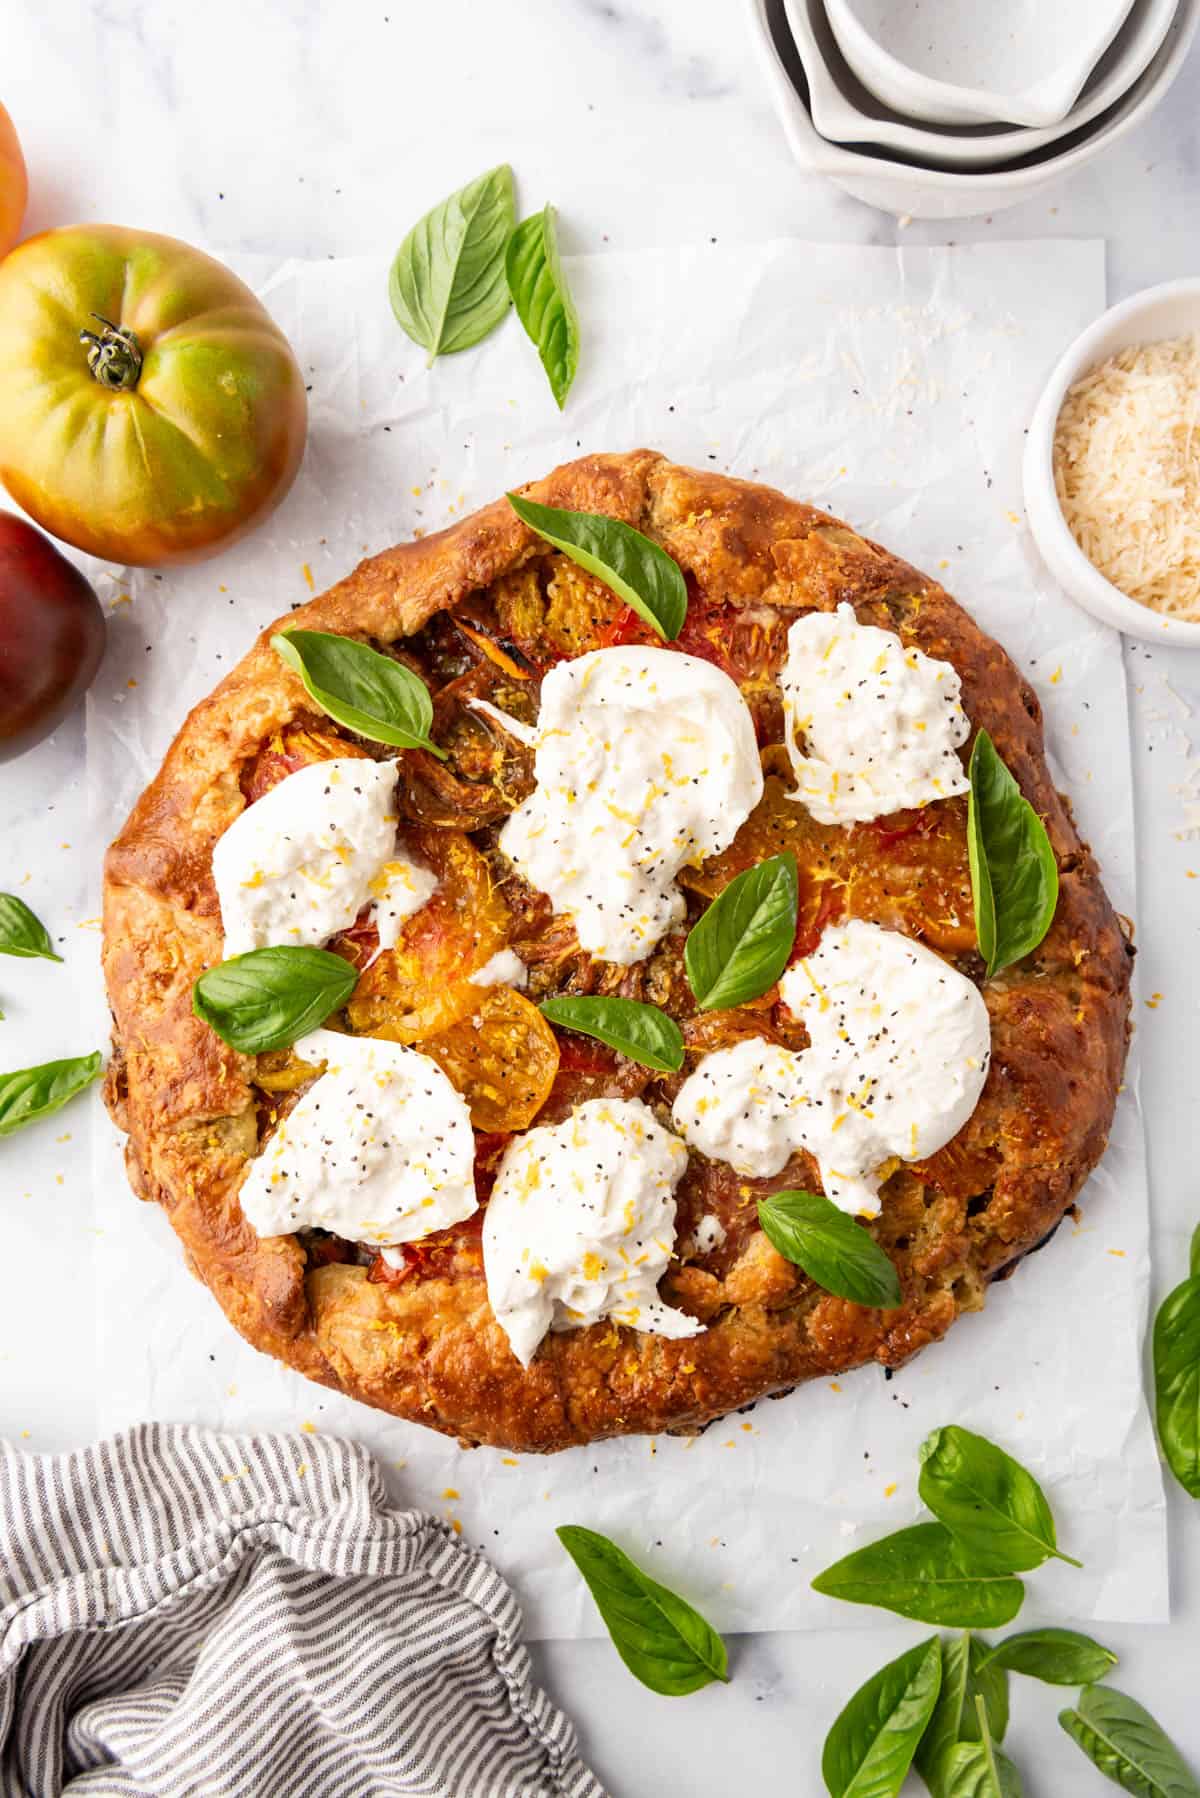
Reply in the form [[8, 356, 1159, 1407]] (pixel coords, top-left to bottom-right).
[[1053, 335, 1200, 620]]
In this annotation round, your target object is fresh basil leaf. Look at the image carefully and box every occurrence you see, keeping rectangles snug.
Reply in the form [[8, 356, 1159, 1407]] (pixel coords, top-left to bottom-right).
[[917, 1634, 1009, 1793], [1153, 1271, 1200, 1498], [917, 1424, 1080, 1572], [272, 629, 445, 758], [1191, 1221, 1200, 1281], [0, 894, 61, 962], [685, 852, 798, 1011], [507, 492, 687, 642], [505, 204, 580, 409], [976, 1627, 1117, 1687], [812, 1524, 1024, 1630], [940, 1714, 1024, 1798], [539, 995, 683, 1072], [556, 1525, 727, 1696], [967, 729, 1058, 978], [822, 1636, 942, 1798], [193, 946, 358, 1054], [758, 1189, 901, 1308], [0, 1051, 101, 1137], [1059, 1685, 1200, 1797], [388, 163, 515, 364]]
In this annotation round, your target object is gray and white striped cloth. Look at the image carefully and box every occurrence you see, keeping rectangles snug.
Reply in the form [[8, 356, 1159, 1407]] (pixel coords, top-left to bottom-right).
[[0, 1424, 604, 1798]]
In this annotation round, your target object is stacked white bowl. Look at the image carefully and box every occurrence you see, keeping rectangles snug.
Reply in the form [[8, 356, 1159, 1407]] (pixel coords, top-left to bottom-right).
[[747, 0, 1198, 218]]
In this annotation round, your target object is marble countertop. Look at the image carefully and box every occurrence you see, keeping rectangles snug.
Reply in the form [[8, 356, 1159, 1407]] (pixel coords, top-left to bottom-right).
[[4, 2, 1200, 1791]]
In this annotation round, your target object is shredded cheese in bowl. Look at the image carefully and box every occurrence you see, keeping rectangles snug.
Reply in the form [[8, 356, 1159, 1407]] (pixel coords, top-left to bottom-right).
[[1053, 334, 1200, 621]]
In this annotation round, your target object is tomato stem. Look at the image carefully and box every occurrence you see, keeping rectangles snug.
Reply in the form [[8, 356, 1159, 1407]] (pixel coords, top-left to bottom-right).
[[79, 314, 142, 391]]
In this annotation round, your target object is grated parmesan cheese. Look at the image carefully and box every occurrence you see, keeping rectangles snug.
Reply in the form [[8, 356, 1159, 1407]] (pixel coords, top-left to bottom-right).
[[1053, 335, 1200, 620]]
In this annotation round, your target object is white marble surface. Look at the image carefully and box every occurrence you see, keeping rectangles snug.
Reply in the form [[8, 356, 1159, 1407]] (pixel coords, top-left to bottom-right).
[[2, 1, 1200, 1791]]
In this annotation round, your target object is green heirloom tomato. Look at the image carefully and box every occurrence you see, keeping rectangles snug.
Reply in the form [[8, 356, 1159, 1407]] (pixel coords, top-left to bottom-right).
[[0, 225, 307, 565]]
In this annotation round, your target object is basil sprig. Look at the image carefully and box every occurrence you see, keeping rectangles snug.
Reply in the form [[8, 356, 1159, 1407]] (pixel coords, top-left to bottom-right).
[[975, 1628, 1117, 1687], [193, 946, 358, 1054], [757, 1189, 901, 1308], [822, 1635, 943, 1798], [918, 1425, 1081, 1572], [507, 492, 687, 642], [0, 894, 61, 962], [556, 1525, 727, 1696], [1153, 1255, 1200, 1498], [272, 629, 445, 758], [917, 1631, 1009, 1792], [684, 852, 798, 1011], [0, 1051, 102, 1137], [967, 729, 1058, 978], [388, 164, 515, 364], [1059, 1685, 1200, 1796], [812, 1523, 1025, 1630], [539, 995, 683, 1073], [940, 1698, 1024, 1797], [505, 205, 579, 409]]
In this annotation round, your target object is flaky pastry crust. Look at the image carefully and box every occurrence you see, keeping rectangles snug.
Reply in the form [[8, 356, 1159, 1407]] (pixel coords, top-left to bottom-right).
[[102, 453, 1131, 1452]]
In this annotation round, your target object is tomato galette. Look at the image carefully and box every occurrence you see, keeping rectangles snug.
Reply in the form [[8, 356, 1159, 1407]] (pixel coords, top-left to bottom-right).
[[102, 453, 1131, 1452]]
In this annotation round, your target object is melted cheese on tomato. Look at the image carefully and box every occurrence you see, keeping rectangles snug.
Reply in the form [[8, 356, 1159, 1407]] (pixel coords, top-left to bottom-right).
[[673, 918, 990, 1216], [482, 1098, 702, 1367], [238, 1028, 477, 1246], [213, 758, 434, 957], [782, 603, 969, 825], [497, 646, 763, 966]]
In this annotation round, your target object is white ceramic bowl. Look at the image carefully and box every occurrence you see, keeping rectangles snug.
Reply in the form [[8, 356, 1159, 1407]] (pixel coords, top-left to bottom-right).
[[1024, 279, 1200, 646], [784, 0, 1177, 170], [825, 0, 1136, 126], [747, 0, 1198, 221]]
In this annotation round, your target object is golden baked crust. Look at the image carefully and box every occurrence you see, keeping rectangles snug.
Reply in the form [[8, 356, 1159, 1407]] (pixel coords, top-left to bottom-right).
[[102, 452, 1132, 1452]]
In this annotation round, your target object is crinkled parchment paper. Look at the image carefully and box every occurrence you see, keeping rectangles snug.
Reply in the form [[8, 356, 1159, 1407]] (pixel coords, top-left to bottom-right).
[[83, 238, 1166, 1637]]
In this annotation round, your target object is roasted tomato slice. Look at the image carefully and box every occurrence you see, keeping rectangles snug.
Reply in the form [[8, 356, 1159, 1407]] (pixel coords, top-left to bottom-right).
[[790, 880, 846, 964], [402, 662, 535, 829], [685, 774, 974, 956], [347, 828, 511, 1043], [421, 986, 560, 1132], [367, 1209, 485, 1286], [242, 722, 373, 803]]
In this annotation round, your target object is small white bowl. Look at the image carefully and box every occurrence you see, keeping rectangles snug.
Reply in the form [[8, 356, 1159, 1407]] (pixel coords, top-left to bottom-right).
[[826, 0, 1137, 126], [1024, 280, 1200, 646], [785, 0, 1177, 170], [747, 0, 1198, 221]]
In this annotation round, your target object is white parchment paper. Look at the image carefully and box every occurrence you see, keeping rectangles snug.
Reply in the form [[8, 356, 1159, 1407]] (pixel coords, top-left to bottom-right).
[[83, 238, 1167, 1638]]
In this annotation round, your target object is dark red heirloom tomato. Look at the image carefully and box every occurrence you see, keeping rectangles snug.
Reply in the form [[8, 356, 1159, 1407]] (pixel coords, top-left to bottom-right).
[[0, 512, 105, 760]]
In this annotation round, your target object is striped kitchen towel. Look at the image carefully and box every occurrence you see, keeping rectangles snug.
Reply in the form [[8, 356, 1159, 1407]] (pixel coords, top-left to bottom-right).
[[0, 1423, 604, 1798]]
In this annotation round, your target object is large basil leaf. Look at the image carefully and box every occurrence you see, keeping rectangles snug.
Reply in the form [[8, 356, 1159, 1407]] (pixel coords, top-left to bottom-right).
[[811, 1524, 1024, 1629], [1191, 1221, 1200, 1280], [388, 163, 515, 363], [0, 894, 60, 961], [505, 204, 580, 409], [507, 492, 687, 642], [1059, 1685, 1200, 1797], [539, 995, 683, 1072], [976, 1627, 1117, 1687], [1152, 1271, 1200, 1498], [685, 852, 798, 1011], [193, 946, 358, 1054], [917, 1634, 1009, 1794], [821, 1636, 942, 1798], [917, 1424, 1079, 1571], [272, 629, 444, 757], [0, 1051, 102, 1137], [757, 1189, 901, 1309], [556, 1525, 727, 1696], [967, 730, 1058, 978]]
